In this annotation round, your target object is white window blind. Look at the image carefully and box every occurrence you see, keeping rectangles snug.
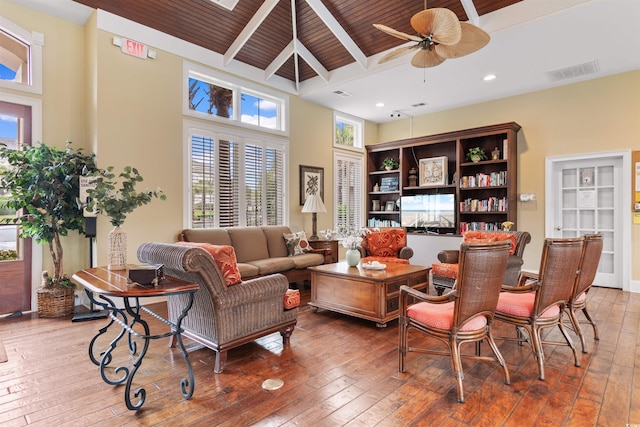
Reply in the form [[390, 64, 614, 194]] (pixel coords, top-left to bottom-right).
[[334, 152, 364, 231], [188, 125, 286, 228]]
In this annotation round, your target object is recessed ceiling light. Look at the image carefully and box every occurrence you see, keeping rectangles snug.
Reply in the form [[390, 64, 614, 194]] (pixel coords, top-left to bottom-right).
[[483, 74, 497, 81], [375, 102, 385, 107]]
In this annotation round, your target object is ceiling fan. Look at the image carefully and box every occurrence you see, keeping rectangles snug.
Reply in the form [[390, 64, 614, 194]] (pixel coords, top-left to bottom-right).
[[373, 3, 490, 68]]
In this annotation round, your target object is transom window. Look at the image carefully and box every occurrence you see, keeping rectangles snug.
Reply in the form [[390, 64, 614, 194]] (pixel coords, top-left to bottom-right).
[[184, 62, 287, 134], [334, 111, 363, 152], [0, 17, 43, 94]]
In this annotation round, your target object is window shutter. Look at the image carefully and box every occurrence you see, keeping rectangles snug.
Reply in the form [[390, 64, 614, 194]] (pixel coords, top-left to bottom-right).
[[191, 135, 215, 228], [218, 138, 239, 227], [335, 153, 363, 231]]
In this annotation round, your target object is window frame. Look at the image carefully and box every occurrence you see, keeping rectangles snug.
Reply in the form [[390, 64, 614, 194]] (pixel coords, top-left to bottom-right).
[[0, 16, 43, 95], [183, 62, 288, 136], [333, 150, 365, 232], [333, 111, 363, 152], [183, 120, 289, 229]]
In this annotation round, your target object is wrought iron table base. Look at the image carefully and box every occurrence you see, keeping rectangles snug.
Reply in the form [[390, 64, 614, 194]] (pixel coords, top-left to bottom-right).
[[86, 290, 195, 410]]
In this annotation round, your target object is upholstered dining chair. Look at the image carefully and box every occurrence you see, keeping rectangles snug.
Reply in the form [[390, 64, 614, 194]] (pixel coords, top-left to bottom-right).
[[566, 233, 603, 353], [399, 240, 512, 403], [494, 237, 584, 381]]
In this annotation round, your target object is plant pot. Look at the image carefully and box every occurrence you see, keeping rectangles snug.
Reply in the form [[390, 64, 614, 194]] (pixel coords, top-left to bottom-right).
[[37, 286, 75, 317], [471, 155, 481, 163], [346, 248, 360, 267], [108, 226, 127, 270], [384, 166, 393, 171]]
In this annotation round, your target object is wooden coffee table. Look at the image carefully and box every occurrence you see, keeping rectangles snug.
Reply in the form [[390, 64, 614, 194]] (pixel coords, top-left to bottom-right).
[[308, 262, 430, 327]]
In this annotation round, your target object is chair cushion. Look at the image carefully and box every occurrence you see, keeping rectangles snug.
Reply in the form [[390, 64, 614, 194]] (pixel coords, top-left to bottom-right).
[[283, 231, 312, 256], [175, 242, 242, 286], [407, 301, 487, 331], [361, 256, 409, 265], [463, 231, 517, 255], [496, 291, 560, 318], [431, 262, 459, 279], [362, 228, 407, 257], [283, 288, 300, 309]]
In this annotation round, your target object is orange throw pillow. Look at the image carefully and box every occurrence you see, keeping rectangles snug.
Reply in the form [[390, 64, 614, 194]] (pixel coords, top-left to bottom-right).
[[362, 228, 407, 257], [175, 242, 242, 286], [463, 231, 517, 255]]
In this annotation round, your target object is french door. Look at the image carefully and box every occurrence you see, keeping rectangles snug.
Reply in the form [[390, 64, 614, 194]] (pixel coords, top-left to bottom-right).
[[546, 152, 631, 290]]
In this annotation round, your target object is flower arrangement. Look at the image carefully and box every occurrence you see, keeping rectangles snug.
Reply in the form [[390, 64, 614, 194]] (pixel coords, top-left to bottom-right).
[[337, 227, 373, 250]]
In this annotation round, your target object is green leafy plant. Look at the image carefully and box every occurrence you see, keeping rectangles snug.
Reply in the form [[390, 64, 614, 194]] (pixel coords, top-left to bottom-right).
[[380, 157, 399, 170], [466, 147, 487, 162], [0, 142, 99, 287], [0, 249, 18, 261], [86, 166, 166, 227]]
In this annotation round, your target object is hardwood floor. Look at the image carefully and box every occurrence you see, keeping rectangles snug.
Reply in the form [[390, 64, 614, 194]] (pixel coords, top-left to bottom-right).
[[0, 285, 638, 426]]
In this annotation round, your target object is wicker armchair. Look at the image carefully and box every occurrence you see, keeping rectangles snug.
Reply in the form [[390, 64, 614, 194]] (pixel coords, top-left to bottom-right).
[[495, 237, 584, 380], [399, 240, 512, 403], [566, 233, 603, 353], [432, 230, 531, 295], [137, 242, 297, 373]]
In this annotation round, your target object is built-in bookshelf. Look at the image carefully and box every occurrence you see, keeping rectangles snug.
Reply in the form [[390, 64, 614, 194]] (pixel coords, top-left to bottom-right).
[[366, 122, 521, 234]]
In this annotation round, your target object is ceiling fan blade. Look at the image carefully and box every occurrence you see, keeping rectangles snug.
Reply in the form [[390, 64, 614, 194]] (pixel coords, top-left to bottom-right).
[[410, 8, 461, 45], [435, 22, 490, 59], [373, 24, 422, 42], [411, 49, 446, 68], [379, 45, 418, 64]]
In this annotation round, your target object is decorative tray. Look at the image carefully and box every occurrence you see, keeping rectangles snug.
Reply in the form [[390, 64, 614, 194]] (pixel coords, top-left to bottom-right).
[[362, 262, 386, 270]]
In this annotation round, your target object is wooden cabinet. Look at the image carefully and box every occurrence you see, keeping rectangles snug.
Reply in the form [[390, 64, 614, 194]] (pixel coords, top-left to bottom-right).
[[366, 122, 521, 233], [309, 239, 339, 264]]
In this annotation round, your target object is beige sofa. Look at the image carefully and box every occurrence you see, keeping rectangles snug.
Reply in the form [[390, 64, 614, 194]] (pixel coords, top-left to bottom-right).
[[179, 226, 326, 284]]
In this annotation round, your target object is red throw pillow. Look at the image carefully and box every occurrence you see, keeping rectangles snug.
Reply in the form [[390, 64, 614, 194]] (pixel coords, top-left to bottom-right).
[[175, 242, 242, 286]]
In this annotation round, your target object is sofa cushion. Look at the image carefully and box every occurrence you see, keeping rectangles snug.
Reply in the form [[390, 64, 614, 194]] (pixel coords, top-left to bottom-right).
[[248, 257, 296, 275], [289, 252, 325, 269], [262, 226, 292, 258], [181, 228, 232, 246], [236, 263, 260, 278], [227, 227, 269, 262], [283, 231, 312, 256], [362, 256, 410, 265], [175, 242, 242, 286]]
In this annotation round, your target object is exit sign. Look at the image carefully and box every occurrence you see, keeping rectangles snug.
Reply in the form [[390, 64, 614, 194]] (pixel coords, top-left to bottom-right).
[[121, 38, 147, 59]]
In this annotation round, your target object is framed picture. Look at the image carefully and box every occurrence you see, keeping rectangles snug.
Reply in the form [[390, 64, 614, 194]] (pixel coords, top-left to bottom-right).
[[299, 165, 324, 205], [419, 156, 448, 187], [385, 201, 395, 211]]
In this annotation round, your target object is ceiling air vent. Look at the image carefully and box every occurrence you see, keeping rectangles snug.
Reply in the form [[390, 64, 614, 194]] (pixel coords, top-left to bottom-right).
[[411, 102, 427, 107], [333, 90, 352, 98], [546, 60, 599, 82]]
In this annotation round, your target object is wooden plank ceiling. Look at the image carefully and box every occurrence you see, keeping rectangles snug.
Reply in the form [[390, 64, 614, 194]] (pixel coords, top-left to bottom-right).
[[72, 0, 521, 85]]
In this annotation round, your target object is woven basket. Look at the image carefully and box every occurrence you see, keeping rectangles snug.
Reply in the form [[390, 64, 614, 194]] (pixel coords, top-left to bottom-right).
[[37, 286, 75, 318]]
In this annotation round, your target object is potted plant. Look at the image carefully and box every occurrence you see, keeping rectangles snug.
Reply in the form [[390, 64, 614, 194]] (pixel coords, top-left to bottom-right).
[[381, 157, 399, 171], [466, 147, 487, 163], [0, 142, 99, 317], [86, 166, 166, 270]]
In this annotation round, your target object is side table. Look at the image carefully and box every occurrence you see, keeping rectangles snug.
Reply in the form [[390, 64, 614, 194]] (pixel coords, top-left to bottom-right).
[[72, 266, 199, 410], [309, 239, 339, 264]]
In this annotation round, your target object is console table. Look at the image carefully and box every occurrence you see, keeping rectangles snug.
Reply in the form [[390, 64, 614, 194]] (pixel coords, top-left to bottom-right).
[[72, 266, 199, 410], [308, 262, 429, 327]]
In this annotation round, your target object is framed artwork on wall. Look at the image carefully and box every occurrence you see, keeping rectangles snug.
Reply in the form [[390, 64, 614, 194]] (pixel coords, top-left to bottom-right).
[[419, 156, 448, 187], [299, 165, 324, 205]]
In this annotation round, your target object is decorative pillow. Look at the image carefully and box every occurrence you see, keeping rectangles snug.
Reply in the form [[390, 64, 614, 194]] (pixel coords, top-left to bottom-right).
[[175, 242, 242, 286], [283, 289, 300, 309], [463, 231, 517, 255], [362, 228, 407, 257], [283, 231, 312, 256]]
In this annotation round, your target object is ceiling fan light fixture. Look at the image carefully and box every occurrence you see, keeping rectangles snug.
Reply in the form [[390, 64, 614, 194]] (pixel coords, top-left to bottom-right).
[[483, 74, 496, 81]]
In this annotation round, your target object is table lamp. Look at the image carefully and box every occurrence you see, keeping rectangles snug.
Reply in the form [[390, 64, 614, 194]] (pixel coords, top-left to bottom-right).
[[301, 193, 326, 240]]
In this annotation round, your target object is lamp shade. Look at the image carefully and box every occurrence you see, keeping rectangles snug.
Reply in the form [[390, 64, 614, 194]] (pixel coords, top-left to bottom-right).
[[301, 193, 327, 213]]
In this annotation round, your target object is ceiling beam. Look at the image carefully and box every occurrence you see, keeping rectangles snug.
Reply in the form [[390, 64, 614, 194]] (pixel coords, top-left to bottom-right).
[[296, 39, 329, 82], [265, 41, 295, 80], [223, 0, 279, 66], [460, 0, 480, 25], [304, 0, 367, 69]]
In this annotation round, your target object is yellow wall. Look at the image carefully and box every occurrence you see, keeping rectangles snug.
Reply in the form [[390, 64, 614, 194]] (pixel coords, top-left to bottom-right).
[[378, 71, 640, 278]]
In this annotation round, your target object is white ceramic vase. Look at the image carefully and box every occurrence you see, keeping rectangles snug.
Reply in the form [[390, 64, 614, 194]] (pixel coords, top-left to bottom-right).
[[346, 248, 360, 267]]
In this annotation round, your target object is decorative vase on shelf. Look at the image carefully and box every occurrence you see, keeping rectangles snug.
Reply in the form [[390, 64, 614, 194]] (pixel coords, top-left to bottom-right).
[[372, 199, 381, 211], [108, 226, 127, 270], [346, 248, 360, 267]]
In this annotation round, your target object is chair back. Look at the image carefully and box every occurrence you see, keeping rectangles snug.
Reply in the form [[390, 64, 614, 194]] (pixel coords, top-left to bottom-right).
[[454, 240, 511, 327], [574, 234, 604, 298], [534, 237, 584, 314], [362, 227, 407, 257]]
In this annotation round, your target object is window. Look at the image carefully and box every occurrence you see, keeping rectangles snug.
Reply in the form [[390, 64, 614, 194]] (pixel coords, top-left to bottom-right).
[[184, 62, 287, 134], [334, 151, 364, 231], [333, 111, 363, 152], [0, 17, 43, 94], [187, 123, 287, 228]]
